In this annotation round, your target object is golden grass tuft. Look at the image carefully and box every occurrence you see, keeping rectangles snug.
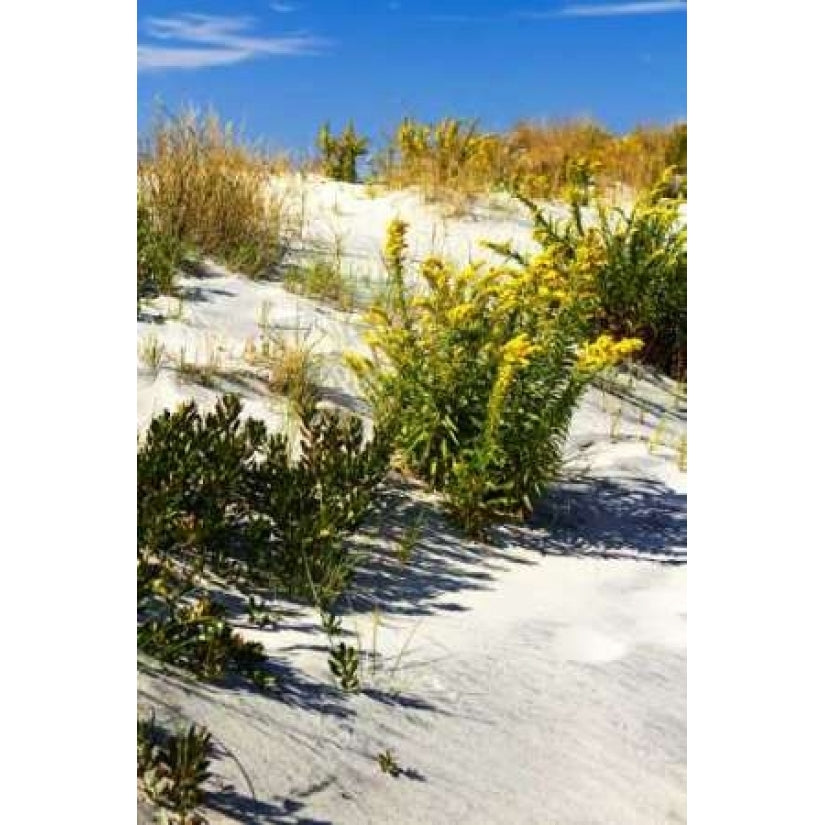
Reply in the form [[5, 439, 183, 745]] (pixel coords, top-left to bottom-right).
[[139, 108, 290, 277]]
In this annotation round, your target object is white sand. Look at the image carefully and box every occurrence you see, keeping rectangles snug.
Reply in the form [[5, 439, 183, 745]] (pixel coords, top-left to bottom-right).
[[138, 179, 686, 825]]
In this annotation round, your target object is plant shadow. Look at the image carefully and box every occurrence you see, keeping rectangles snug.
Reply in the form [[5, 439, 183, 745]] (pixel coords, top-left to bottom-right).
[[205, 786, 334, 825], [344, 477, 537, 618], [346, 470, 685, 618], [505, 474, 687, 563]]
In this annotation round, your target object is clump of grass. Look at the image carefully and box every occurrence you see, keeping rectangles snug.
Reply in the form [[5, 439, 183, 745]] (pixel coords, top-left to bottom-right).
[[648, 415, 669, 454], [676, 433, 687, 472], [373, 115, 686, 204], [507, 118, 686, 199], [139, 334, 166, 377], [284, 260, 357, 311], [395, 511, 424, 565], [610, 404, 623, 442], [139, 107, 288, 278], [245, 330, 323, 420], [175, 340, 224, 388]]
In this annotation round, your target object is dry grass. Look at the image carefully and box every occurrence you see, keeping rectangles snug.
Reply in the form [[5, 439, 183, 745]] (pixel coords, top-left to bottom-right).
[[139, 108, 290, 277], [509, 119, 686, 198], [374, 116, 686, 204], [138, 334, 165, 377], [245, 330, 323, 419]]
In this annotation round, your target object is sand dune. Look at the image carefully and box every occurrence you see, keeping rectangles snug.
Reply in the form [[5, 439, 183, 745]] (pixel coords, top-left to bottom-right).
[[138, 180, 686, 825]]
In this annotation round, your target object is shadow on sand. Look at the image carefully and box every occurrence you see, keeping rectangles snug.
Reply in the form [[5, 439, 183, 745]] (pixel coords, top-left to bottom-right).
[[347, 472, 686, 618]]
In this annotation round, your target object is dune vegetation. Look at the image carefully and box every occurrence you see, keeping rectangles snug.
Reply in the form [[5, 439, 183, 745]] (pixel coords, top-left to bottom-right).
[[137, 107, 686, 825]]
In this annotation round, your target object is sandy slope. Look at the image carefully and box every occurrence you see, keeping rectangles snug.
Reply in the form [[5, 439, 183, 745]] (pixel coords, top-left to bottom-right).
[[137, 180, 686, 825]]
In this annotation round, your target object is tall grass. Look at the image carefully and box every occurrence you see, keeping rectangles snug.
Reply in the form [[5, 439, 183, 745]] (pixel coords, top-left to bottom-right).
[[374, 116, 686, 204], [139, 108, 288, 277]]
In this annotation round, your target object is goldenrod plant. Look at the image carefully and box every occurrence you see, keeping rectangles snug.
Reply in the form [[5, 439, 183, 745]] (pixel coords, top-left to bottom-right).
[[516, 170, 686, 378], [348, 216, 641, 534]]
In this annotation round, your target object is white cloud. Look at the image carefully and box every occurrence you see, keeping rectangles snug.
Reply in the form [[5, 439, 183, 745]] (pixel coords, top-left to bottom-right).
[[138, 13, 326, 72], [559, 1, 687, 17], [270, 2, 297, 12], [137, 45, 250, 71]]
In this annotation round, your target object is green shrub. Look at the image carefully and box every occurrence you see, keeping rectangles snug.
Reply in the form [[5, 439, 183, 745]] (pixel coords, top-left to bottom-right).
[[348, 219, 640, 535], [329, 641, 360, 692], [137, 555, 271, 687], [138, 201, 181, 299], [316, 121, 369, 183], [138, 712, 212, 824], [137, 394, 389, 602]]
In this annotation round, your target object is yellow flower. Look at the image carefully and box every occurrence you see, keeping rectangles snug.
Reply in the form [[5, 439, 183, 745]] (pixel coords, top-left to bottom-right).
[[446, 303, 475, 325], [577, 334, 643, 372], [384, 218, 409, 273], [421, 257, 448, 290], [501, 333, 538, 367]]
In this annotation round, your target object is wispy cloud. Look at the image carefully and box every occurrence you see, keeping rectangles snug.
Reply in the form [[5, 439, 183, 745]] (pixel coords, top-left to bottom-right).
[[557, 1, 686, 18], [427, 2, 686, 25], [138, 13, 326, 72], [270, 2, 297, 12]]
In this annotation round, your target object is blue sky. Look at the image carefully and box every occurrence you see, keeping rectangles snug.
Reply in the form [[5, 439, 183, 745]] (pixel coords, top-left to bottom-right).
[[137, 1, 686, 153]]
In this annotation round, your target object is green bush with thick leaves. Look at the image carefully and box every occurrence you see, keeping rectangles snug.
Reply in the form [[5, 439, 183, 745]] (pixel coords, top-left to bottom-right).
[[137, 394, 389, 602]]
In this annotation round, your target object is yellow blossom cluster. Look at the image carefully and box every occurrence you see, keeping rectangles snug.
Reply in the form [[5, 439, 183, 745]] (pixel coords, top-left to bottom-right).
[[576, 334, 643, 372], [384, 217, 409, 274], [500, 333, 538, 367]]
